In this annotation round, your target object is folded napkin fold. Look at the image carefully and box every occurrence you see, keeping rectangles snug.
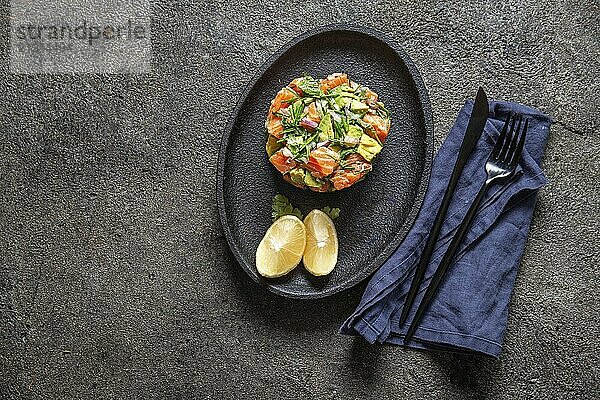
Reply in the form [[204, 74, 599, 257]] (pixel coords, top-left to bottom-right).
[[340, 100, 553, 358]]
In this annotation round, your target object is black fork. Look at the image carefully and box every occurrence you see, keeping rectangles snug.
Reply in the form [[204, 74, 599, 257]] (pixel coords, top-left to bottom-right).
[[403, 113, 529, 344]]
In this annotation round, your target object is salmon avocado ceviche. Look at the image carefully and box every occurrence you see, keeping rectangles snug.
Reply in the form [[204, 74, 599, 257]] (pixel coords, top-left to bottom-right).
[[265, 73, 391, 192]]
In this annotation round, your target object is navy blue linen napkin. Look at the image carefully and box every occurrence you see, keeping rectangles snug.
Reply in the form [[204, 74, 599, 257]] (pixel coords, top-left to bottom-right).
[[340, 100, 553, 358]]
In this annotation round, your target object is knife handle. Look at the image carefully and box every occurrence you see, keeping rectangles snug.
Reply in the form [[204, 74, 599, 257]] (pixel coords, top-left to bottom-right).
[[398, 143, 471, 326], [403, 181, 489, 343]]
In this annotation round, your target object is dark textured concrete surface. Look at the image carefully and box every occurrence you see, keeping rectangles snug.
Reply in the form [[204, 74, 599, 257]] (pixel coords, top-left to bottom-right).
[[1, 1, 599, 399]]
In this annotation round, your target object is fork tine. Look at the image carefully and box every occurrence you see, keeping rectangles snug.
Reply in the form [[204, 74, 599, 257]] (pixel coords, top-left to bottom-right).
[[490, 113, 512, 160], [504, 115, 522, 164], [498, 114, 518, 162], [509, 118, 528, 168]]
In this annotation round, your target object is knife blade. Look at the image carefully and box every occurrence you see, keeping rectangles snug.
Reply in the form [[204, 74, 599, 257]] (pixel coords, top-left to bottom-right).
[[399, 87, 489, 331]]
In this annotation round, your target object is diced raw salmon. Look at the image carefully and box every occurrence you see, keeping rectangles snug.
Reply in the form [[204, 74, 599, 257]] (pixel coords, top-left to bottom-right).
[[330, 170, 364, 191], [364, 88, 378, 101], [362, 113, 390, 143], [266, 112, 284, 138], [304, 147, 340, 178], [270, 88, 297, 113], [306, 102, 321, 123], [330, 153, 372, 190], [320, 73, 349, 93], [345, 153, 372, 172], [269, 148, 296, 174]]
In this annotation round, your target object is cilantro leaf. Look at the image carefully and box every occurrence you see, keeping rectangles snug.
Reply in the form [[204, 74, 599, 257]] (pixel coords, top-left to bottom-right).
[[272, 194, 303, 221], [321, 206, 340, 220]]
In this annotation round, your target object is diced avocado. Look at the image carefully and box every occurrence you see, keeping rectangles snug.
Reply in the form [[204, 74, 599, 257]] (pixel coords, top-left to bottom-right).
[[335, 96, 350, 108], [357, 134, 382, 161], [331, 86, 358, 105], [266, 134, 283, 156], [342, 125, 363, 147], [350, 100, 369, 114], [330, 144, 342, 153], [318, 113, 334, 142], [289, 168, 306, 186], [338, 84, 355, 93], [347, 125, 363, 138], [304, 172, 324, 188]]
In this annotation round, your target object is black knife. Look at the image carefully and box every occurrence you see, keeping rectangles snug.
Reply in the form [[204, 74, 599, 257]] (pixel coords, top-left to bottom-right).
[[399, 88, 489, 332]]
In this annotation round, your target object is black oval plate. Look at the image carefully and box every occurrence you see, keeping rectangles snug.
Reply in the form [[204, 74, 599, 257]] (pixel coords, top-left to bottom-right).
[[217, 26, 434, 299]]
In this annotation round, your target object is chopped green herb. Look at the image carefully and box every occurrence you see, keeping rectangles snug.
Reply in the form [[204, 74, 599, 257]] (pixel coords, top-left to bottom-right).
[[298, 76, 321, 97], [339, 147, 358, 159], [272, 194, 303, 221], [321, 206, 341, 220], [271, 195, 340, 222]]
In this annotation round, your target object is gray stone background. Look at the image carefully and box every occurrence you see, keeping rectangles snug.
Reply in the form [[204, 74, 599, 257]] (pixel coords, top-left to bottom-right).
[[1, 0, 599, 399]]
